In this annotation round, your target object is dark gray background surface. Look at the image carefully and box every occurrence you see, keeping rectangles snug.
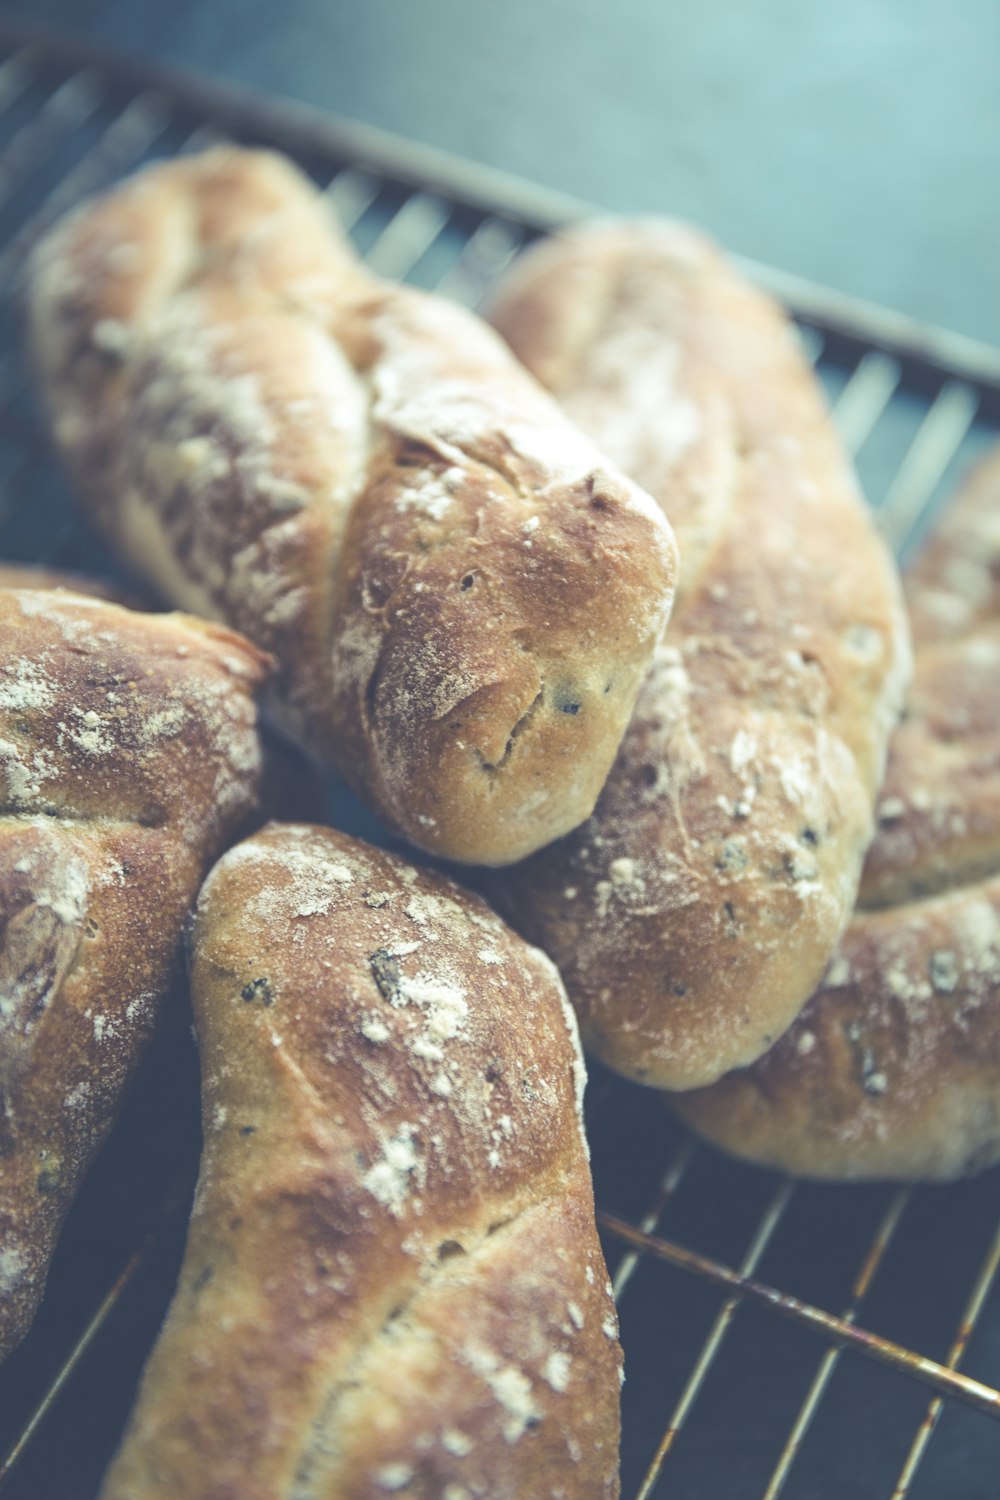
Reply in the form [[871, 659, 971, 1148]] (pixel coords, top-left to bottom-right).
[[1, 0, 998, 344]]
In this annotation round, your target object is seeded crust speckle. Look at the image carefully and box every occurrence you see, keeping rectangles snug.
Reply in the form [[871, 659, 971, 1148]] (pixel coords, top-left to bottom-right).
[[99, 825, 621, 1499], [0, 586, 266, 1358], [28, 148, 679, 867], [676, 446, 1000, 1179], [487, 221, 910, 1089]]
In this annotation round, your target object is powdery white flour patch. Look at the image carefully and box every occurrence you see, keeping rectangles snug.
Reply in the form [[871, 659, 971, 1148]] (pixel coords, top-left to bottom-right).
[[0, 659, 57, 712], [139, 702, 188, 742], [363, 1124, 422, 1216], [394, 466, 464, 523], [543, 1350, 571, 1393], [824, 954, 851, 988], [0, 738, 56, 805], [0, 1246, 28, 1294], [403, 977, 469, 1043], [60, 706, 115, 757], [374, 1463, 415, 1492], [730, 729, 757, 775], [34, 852, 89, 927], [778, 753, 817, 808], [373, 964, 471, 1069], [245, 844, 355, 922], [954, 899, 1000, 970], [463, 1346, 540, 1444]]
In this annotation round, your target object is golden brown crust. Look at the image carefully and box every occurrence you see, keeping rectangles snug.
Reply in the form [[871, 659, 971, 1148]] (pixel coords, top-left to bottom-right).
[[675, 446, 1000, 1179], [0, 588, 266, 1357], [100, 825, 622, 1499], [486, 221, 910, 1088], [29, 149, 678, 866]]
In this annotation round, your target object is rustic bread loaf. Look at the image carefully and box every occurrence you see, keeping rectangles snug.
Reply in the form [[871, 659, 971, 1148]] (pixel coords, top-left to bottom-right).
[[486, 221, 910, 1089], [28, 148, 679, 867], [100, 824, 622, 1499], [674, 448, 1000, 1179], [0, 587, 266, 1358]]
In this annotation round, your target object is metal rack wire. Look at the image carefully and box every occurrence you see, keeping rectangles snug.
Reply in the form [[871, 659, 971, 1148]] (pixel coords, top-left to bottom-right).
[[0, 24, 998, 1500]]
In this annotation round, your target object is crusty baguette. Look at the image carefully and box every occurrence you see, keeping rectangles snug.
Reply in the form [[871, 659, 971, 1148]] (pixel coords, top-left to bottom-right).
[[674, 447, 1000, 1179], [0, 587, 267, 1358], [486, 221, 910, 1089], [100, 825, 622, 1499], [28, 148, 679, 867]]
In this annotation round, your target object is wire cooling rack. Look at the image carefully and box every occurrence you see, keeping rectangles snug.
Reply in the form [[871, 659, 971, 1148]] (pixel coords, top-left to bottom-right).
[[0, 23, 998, 1500]]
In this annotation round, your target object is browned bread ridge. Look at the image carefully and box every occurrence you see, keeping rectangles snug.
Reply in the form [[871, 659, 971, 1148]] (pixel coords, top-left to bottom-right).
[[99, 824, 622, 1499], [28, 148, 679, 867], [0, 587, 267, 1358], [486, 221, 910, 1089], [674, 447, 1000, 1179]]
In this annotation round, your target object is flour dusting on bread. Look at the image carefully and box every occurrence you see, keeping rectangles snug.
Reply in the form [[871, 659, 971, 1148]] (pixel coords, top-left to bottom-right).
[[98, 825, 621, 1497]]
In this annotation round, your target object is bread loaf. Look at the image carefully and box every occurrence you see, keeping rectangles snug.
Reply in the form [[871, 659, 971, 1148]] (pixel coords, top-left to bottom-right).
[[100, 824, 622, 1499], [674, 447, 1000, 1179], [0, 587, 267, 1357], [486, 221, 910, 1089], [28, 149, 679, 867]]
